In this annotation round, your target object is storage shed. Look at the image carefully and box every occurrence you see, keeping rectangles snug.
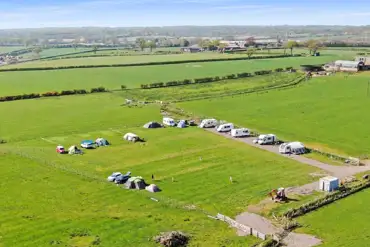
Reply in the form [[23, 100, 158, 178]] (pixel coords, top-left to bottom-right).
[[319, 176, 339, 192], [324, 60, 363, 72]]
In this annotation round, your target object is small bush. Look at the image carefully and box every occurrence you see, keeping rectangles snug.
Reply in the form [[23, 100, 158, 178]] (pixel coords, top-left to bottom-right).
[[121, 85, 127, 90]]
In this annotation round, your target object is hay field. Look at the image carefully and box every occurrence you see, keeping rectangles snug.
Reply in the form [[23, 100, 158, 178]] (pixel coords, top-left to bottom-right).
[[0, 93, 321, 246], [0, 56, 335, 96], [179, 73, 370, 156]]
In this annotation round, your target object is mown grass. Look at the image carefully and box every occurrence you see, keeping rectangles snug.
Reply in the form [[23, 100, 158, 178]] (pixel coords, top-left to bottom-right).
[[0, 93, 323, 246], [0, 56, 337, 96], [0, 46, 25, 53], [297, 189, 370, 247], [21, 47, 92, 59], [179, 73, 370, 156], [119, 73, 301, 102], [0, 153, 261, 247], [2, 52, 286, 69]]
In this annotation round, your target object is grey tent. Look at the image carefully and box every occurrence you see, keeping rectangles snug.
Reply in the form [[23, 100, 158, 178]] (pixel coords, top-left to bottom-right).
[[146, 184, 161, 193], [125, 176, 147, 190], [177, 120, 186, 128], [143, 122, 162, 129]]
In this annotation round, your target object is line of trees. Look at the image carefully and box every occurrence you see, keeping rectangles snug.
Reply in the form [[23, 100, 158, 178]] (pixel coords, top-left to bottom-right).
[[0, 87, 106, 103], [139, 67, 294, 89]]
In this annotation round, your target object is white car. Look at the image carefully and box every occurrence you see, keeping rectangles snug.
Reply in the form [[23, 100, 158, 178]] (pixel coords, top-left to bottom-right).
[[80, 140, 95, 149], [107, 172, 122, 182]]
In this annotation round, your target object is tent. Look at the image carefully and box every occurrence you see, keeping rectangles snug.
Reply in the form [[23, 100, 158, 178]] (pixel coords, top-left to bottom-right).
[[177, 120, 186, 128], [80, 140, 95, 149], [68, 145, 82, 155], [145, 184, 161, 193], [125, 176, 147, 190], [143, 122, 162, 129], [96, 138, 110, 146], [123, 133, 140, 142]]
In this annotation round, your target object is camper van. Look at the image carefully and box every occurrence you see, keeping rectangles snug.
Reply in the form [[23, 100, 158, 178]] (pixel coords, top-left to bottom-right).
[[199, 119, 218, 128], [253, 134, 277, 145], [163, 117, 176, 127], [279, 142, 306, 155], [216, 123, 234, 132], [231, 128, 250, 138]]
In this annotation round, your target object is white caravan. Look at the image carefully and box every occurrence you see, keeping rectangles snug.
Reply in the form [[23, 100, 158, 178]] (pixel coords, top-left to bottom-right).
[[253, 134, 277, 145], [279, 142, 306, 155], [231, 128, 250, 137], [163, 117, 176, 127], [199, 119, 218, 128], [216, 123, 234, 132]]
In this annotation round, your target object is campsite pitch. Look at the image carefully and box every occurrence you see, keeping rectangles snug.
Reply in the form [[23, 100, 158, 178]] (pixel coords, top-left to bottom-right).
[[179, 73, 370, 156], [0, 92, 324, 246]]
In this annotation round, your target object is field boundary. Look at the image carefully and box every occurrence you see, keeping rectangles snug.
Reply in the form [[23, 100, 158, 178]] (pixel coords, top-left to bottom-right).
[[215, 213, 270, 240], [0, 54, 294, 72]]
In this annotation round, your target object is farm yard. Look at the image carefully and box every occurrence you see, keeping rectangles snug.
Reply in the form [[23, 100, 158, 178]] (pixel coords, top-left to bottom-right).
[[2, 43, 370, 247]]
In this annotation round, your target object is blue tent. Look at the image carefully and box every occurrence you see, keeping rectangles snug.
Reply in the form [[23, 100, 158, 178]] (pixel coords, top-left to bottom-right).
[[81, 140, 94, 145]]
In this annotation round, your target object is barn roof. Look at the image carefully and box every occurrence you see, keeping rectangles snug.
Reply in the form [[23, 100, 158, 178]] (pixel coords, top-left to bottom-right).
[[334, 60, 360, 66]]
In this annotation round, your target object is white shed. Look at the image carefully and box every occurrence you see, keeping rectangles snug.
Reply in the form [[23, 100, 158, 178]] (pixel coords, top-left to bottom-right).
[[319, 176, 339, 192]]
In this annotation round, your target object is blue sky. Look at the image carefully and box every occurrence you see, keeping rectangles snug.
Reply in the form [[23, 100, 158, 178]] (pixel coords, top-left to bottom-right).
[[0, 0, 370, 28]]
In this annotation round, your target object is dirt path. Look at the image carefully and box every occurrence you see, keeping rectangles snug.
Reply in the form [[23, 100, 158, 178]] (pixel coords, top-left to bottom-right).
[[205, 128, 370, 247]]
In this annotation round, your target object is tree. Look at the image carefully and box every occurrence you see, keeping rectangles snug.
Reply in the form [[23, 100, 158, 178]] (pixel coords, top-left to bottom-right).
[[246, 37, 256, 47], [305, 40, 322, 55], [180, 39, 190, 47], [147, 41, 156, 52], [198, 39, 210, 49], [32, 47, 43, 58], [135, 38, 147, 51], [72, 39, 79, 51], [92, 45, 99, 54], [246, 48, 256, 58], [286, 41, 298, 56]]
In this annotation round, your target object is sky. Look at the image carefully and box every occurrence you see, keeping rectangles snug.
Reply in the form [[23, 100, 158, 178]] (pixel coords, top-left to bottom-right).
[[0, 0, 370, 28]]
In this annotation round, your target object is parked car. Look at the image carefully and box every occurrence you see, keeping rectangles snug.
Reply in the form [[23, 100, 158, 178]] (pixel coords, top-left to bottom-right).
[[107, 172, 122, 182], [80, 140, 95, 149]]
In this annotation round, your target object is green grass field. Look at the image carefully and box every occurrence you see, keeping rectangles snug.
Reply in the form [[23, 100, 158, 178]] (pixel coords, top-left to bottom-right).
[[297, 189, 370, 247], [0, 93, 322, 246], [21, 47, 92, 59], [3, 52, 285, 69], [0, 56, 336, 96], [120, 73, 301, 102], [179, 73, 370, 156], [0, 46, 25, 53]]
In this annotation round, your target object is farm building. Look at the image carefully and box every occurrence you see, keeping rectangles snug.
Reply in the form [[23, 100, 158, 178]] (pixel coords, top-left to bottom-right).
[[355, 56, 370, 69], [319, 176, 339, 192], [323, 60, 364, 72], [181, 44, 203, 53]]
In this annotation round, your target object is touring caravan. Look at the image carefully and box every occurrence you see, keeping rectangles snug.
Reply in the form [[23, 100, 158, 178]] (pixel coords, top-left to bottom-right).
[[163, 117, 176, 127], [253, 134, 277, 145], [216, 123, 234, 132], [279, 142, 306, 155], [199, 119, 218, 128], [231, 128, 250, 137]]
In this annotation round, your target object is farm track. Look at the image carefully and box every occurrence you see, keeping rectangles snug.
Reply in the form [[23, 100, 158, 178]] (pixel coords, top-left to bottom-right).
[[205, 128, 370, 178], [204, 128, 370, 247]]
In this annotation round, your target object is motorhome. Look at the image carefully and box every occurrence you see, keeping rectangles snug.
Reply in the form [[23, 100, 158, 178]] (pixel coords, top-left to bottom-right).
[[163, 117, 176, 127], [216, 123, 234, 132], [199, 119, 218, 128], [231, 128, 250, 137], [253, 134, 277, 145], [279, 142, 306, 155]]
